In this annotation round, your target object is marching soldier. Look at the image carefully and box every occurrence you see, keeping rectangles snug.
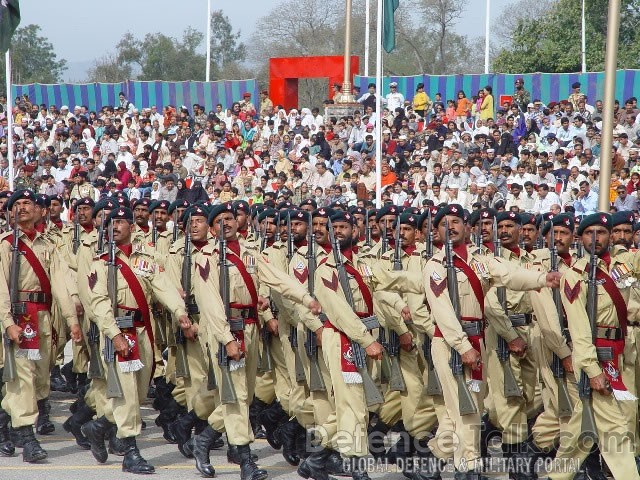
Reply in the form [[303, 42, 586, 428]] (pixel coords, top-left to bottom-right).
[[549, 213, 640, 480], [374, 204, 560, 478], [0, 189, 82, 462], [81, 207, 190, 474]]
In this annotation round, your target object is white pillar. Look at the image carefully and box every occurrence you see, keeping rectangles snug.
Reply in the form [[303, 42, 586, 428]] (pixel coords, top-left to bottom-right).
[[5, 51, 14, 191], [484, 0, 490, 74], [205, 0, 212, 82], [364, 0, 370, 77], [581, 0, 587, 73], [375, 0, 383, 208]]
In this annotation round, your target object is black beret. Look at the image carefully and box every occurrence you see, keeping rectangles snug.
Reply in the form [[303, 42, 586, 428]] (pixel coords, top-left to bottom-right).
[[7, 189, 37, 211], [0, 190, 13, 200], [468, 210, 481, 227], [257, 208, 278, 223], [329, 211, 355, 225], [541, 213, 575, 236], [312, 207, 335, 219], [417, 210, 433, 231], [289, 209, 310, 222], [349, 206, 366, 216], [300, 198, 317, 209], [233, 200, 250, 215], [496, 211, 521, 225], [398, 211, 419, 228], [433, 204, 464, 227], [577, 212, 612, 236], [92, 197, 119, 218], [634, 222, 640, 232], [48, 194, 64, 205], [36, 194, 50, 208], [366, 208, 378, 218], [478, 208, 497, 222], [149, 199, 170, 213], [132, 198, 151, 210], [250, 204, 266, 219], [168, 199, 190, 215], [519, 213, 537, 226], [73, 197, 95, 211], [106, 207, 134, 224], [208, 202, 235, 225], [276, 201, 294, 210], [611, 211, 634, 227], [375, 204, 400, 222], [182, 204, 210, 229]]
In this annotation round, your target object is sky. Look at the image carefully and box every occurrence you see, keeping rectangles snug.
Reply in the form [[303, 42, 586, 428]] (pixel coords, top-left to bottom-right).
[[19, 0, 515, 81]]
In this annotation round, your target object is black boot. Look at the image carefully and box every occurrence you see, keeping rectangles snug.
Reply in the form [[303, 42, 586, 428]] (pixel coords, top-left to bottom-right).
[[387, 428, 415, 465], [18, 426, 47, 463], [298, 446, 331, 480], [10, 427, 23, 448], [0, 409, 15, 457], [349, 458, 371, 480], [154, 396, 184, 443], [76, 373, 89, 392], [280, 419, 303, 466], [192, 425, 221, 477], [50, 365, 68, 392], [36, 398, 55, 435], [237, 444, 268, 480], [121, 436, 155, 474], [108, 424, 127, 456], [326, 450, 350, 476], [81, 415, 113, 463], [367, 420, 390, 459], [150, 377, 173, 411], [169, 409, 197, 457], [257, 401, 287, 450], [408, 439, 442, 480], [62, 403, 94, 449], [227, 444, 258, 465], [502, 442, 537, 480], [480, 413, 500, 458], [61, 361, 78, 394], [577, 447, 607, 480], [249, 397, 269, 435]]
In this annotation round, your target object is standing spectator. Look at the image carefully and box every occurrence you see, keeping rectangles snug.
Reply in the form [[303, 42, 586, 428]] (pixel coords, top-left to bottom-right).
[[512, 78, 531, 112], [385, 82, 404, 113], [480, 86, 494, 121], [412, 83, 431, 118], [455, 90, 473, 124]]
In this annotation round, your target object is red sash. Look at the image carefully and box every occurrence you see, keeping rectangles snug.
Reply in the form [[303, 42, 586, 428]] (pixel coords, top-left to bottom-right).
[[597, 267, 627, 336], [344, 263, 373, 316], [453, 256, 485, 316], [225, 251, 259, 307], [115, 257, 155, 348], [4, 235, 52, 301]]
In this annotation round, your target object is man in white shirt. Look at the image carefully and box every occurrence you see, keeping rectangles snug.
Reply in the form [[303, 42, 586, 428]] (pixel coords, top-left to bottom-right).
[[555, 117, 575, 147], [314, 162, 335, 191], [53, 157, 73, 183], [391, 182, 408, 206], [427, 183, 447, 204], [532, 183, 560, 214], [359, 162, 377, 192], [385, 82, 405, 113], [116, 144, 135, 170]]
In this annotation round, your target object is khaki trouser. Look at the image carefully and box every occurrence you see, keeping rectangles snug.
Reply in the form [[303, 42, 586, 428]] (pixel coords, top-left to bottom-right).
[[427, 337, 486, 471], [549, 367, 639, 480], [319, 327, 368, 458], [103, 326, 153, 438], [280, 325, 314, 427], [2, 309, 52, 427], [208, 323, 258, 446], [298, 324, 332, 427], [269, 324, 291, 413], [623, 325, 640, 455], [485, 322, 537, 445]]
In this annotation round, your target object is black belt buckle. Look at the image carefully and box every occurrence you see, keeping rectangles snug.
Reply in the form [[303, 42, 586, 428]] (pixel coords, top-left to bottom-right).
[[229, 318, 245, 331], [361, 315, 380, 330], [115, 315, 134, 329], [11, 302, 27, 316], [597, 327, 622, 340], [596, 346, 614, 362], [461, 321, 483, 337]]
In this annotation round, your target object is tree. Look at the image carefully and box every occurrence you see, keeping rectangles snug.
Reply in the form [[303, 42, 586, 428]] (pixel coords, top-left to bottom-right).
[[0, 24, 67, 85], [86, 53, 132, 83], [209, 10, 247, 67], [419, 0, 467, 73], [493, 0, 640, 73]]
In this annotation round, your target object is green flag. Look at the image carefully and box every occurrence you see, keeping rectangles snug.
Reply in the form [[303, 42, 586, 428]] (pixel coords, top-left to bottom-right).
[[0, 0, 21, 55], [383, 0, 399, 53]]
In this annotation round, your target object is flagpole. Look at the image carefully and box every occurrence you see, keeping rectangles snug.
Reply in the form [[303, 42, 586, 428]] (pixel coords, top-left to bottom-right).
[[581, 0, 586, 73], [205, 0, 211, 82], [484, 0, 490, 74], [375, 0, 383, 208], [364, 0, 370, 77], [5, 50, 14, 191]]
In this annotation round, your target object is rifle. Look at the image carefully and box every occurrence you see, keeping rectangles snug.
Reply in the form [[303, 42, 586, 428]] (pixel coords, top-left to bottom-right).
[[255, 218, 273, 374], [421, 209, 443, 395], [572, 239, 584, 259], [105, 220, 126, 399], [151, 214, 158, 247], [327, 219, 383, 406], [87, 321, 105, 380], [2, 210, 21, 383], [286, 211, 293, 262], [175, 214, 193, 379], [206, 343, 217, 390], [364, 211, 372, 248], [381, 222, 389, 254], [387, 218, 406, 392], [578, 229, 598, 440], [493, 217, 523, 398], [217, 219, 238, 404], [548, 222, 573, 418], [97, 211, 106, 254], [474, 223, 482, 249], [72, 208, 81, 254], [304, 213, 327, 392], [443, 218, 478, 415], [172, 210, 180, 244]]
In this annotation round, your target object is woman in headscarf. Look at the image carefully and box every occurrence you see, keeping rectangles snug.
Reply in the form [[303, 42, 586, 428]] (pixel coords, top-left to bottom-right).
[[393, 107, 407, 131], [269, 133, 284, 159], [469, 166, 487, 186], [495, 132, 516, 157], [300, 108, 314, 128], [185, 180, 209, 204], [274, 150, 292, 177], [281, 134, 293, 156], [288, 109, 299, 129], [115, 161, 132, 190], [102, 159, 118, 181], [175, 178, 189, 200], [315, 131, 332, 159], [82, 129, 96, 152]]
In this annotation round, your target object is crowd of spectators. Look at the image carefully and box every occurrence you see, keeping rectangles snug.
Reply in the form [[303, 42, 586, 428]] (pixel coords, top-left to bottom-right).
[[1, 78, 639, 221]]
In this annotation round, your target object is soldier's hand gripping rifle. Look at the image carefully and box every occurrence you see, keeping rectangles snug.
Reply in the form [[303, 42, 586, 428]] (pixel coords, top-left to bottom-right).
[[578, 229, 599, 440], [217, 219, 238, 404], [2, 210, 21, 383], [444, 218, 478, 415], [422, 209, 443, 396], [175, 214, 192, 379], [256, 220, 273, 375], [87, 210, 107, 380], [386, 218, 407, 392], [304, 213, 326, 392], [105, 220, 128, 399], [493, 217, 523, 398], [548, 222, 573, 418], [72, 206, 81, 254], [328, 219, 383, 406]]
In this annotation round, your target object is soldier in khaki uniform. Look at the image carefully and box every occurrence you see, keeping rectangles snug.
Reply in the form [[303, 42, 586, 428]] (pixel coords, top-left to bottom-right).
[[190, 202, 320, 480], [549, 213, 640, 480], [375, 204, 560, 478], [0, 189, 82, 462], [70, 170, 96, 201], [81, 206, 190, 474]]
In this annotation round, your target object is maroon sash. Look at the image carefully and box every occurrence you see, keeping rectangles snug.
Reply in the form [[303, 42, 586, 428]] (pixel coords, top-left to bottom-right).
[[597, 267, 627, 336], [344, 263, 373, 317]]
